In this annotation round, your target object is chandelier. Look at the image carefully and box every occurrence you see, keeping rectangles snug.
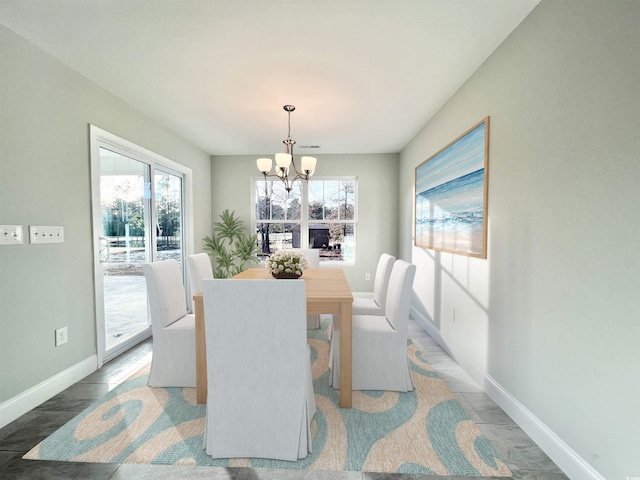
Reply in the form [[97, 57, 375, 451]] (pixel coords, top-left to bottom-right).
[[256, 105, 317, 193]]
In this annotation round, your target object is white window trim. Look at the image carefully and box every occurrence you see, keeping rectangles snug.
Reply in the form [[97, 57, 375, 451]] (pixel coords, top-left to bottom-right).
[[251, 175, 357, 266]]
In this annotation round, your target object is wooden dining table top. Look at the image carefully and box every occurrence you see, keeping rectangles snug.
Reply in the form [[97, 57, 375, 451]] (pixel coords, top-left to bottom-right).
[[193, 267, 354, 408], [232, 267, 353, 303]]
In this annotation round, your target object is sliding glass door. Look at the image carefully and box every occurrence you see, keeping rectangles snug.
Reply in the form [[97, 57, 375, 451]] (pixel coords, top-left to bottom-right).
[[154, 169, 184, 265], [99, 148, 152, 355], [91, 126, 191, 365]]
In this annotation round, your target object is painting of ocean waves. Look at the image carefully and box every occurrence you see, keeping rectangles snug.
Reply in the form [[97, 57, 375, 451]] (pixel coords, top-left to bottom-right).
[[415, 118, 489, 257]]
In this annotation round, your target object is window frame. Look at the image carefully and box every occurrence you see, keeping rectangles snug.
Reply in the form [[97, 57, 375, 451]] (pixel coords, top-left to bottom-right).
[[251, 175, 357, 265]]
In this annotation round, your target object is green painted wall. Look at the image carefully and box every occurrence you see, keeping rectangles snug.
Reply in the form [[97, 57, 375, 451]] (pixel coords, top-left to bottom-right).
[[0, 26, 212, 404], [398, 2, 640, 478], [210, 154, 399, 292]]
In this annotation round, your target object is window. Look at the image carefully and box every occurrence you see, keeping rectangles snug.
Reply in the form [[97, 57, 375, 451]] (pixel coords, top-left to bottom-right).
[[252, 177, 357, 263]]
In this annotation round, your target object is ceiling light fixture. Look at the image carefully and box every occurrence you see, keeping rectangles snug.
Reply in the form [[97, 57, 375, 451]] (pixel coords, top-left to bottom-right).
[[256, 105, 317, 193]]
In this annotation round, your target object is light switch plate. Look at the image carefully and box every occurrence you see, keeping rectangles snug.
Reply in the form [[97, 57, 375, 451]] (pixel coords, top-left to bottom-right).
[[0, 225, 24, 245], [29, 225, 64, 244], [55, 327, 68, 346]]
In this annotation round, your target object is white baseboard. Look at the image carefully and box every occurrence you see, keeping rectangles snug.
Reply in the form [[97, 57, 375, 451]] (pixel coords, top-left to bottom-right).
[[0, 355, 97, 430], [482, 373, 606, 480], [410, 306, 606, 480]]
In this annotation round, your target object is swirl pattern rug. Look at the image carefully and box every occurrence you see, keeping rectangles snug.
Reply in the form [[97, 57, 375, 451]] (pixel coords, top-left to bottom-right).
[[25, 318, 511, 476]]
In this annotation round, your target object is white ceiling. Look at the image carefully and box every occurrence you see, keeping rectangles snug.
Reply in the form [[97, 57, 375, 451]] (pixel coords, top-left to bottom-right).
[[0, 0, 540, 155]]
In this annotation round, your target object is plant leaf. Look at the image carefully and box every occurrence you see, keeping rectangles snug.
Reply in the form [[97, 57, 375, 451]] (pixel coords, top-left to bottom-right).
[[203, 209, 259, 278]]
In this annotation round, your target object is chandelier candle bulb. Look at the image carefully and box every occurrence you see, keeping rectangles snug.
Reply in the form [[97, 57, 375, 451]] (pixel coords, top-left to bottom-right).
[[301, 156, 317, 174], [275, 152, 292, 170], [257, 157, 272, 173]]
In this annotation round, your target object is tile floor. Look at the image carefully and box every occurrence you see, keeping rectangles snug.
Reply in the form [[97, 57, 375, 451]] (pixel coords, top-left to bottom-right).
[[0, 320, 569, 480]]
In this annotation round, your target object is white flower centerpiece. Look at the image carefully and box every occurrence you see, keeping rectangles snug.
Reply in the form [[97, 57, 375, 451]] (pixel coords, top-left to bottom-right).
[[265, 250, 310, 279]]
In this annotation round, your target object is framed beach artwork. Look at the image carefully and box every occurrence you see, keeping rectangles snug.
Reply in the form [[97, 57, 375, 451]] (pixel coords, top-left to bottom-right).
[[414, 117, 490, 258]]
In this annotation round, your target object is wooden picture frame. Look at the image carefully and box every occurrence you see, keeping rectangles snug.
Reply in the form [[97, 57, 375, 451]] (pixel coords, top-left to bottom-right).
[[414, 117, 490, 258]]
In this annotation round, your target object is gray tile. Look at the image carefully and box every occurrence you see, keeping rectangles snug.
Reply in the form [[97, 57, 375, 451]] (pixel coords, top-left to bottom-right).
[[479, 424, 563, 474], [421, 355, 460, 370], [0, 451, 18, 469], [408, 330, 436, 341], [510, 470, 569, 480], [236, 468, 361, 480], [34, 382, 110, 412], [0, 411, 77, 453], [110, 345, 153, 366], [435, 369, 484, 393], [407, 330, 431, 341], [363, 474, 507, 480], [363, 473, 420, 480], [407, 322, 434, 335], [0, 457, 119, 480], [110, 463, 241, 479], [78, 361, 146, 385], [416, 345, 448, 355], [414, 339, 441, 350], [7, 459, 352, 480], [453, 393, 483, 424], [460, 393, 515, 425]]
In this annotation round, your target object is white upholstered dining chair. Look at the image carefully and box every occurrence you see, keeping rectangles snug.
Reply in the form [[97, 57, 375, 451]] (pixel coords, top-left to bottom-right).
[[329, 259, 416, 392], [202, 278, 316, 460], [328, 253, 395, 341], [186, 252, 213, 297], [291, 248, 321, 329], [352, 253, 396, 316], [142, 259, 196, 388]]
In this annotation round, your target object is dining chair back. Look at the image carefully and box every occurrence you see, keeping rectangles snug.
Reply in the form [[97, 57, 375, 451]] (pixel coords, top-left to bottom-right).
[[202, 278, 316, 460], [296, 248, 320, 268], [186, 253, 213, 297], [142, 259, 196, 387], [290, 248, 321, 328], [329, 259, 416, 391], [351, 253, 396, 316]]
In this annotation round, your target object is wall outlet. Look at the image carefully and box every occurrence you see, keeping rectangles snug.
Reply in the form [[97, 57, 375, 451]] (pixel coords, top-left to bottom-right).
[[0, 225, 24, 245], [55, 327, 68, 346], [365, 273, 371, 281], [30, 225, 64, 244]]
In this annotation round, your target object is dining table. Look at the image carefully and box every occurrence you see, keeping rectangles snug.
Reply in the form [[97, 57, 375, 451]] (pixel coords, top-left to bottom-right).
[[192, 267, 354, 408]]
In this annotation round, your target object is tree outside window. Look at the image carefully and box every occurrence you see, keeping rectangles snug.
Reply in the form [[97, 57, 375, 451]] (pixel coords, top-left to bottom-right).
[[253, 177, 356, 263]]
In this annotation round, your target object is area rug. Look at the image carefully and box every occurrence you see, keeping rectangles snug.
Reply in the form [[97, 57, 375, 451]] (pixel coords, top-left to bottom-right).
[[25, 318, 511, 476]]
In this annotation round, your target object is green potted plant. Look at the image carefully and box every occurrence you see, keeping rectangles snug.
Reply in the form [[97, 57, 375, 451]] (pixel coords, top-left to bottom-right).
[[203, 209, 259, 278]]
